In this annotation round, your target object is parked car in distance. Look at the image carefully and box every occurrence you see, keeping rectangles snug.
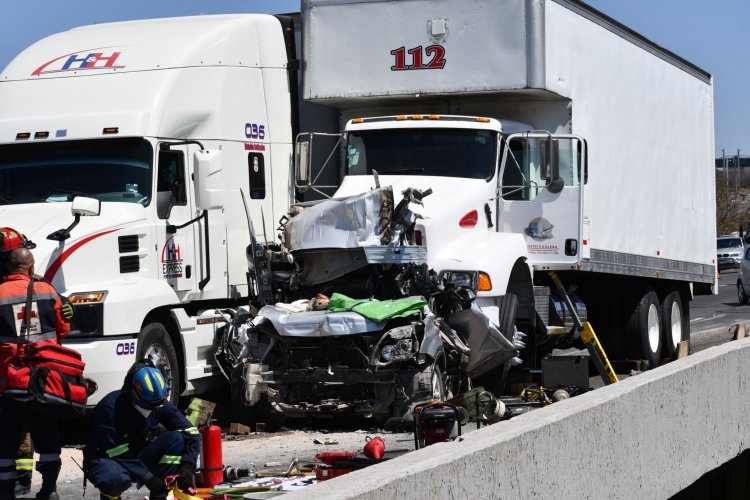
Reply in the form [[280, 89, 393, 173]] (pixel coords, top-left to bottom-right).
[[717, 235, 744, 271], [736, 246, 750, 304]]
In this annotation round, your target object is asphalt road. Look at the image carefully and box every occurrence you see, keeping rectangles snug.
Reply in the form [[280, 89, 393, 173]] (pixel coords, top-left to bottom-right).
[[690, 268, 746, 352]]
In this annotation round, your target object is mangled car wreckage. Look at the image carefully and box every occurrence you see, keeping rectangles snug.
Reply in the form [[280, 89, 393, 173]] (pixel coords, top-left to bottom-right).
[[215, 186, 525, 424]]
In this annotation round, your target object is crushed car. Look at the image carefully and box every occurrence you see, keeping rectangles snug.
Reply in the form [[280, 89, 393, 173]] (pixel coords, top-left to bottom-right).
[[214, 186, 525, 425]]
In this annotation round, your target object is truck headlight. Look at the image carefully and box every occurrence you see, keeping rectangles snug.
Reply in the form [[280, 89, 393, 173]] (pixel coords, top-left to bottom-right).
[[68, 291, 107, 304], [65, 291, 107, 338], [440, 271, 492, 291], [381, 345, 395, 362]]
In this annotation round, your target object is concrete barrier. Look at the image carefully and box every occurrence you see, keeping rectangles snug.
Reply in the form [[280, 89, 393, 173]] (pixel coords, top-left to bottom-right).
[[287, 338, 750, 499]]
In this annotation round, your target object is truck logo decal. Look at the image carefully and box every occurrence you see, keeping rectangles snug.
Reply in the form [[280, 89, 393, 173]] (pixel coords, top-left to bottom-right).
[[524, 217, 554, 240], [244, 123, 266, 140], [391, 45, 446, 71], [43, 228, 121, 282], [161, 237, 183, 279], [32, 47, 125, 76]]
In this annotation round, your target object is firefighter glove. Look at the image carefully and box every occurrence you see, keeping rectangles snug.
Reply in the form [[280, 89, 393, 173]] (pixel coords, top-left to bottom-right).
[[176, 462, 196, 491], [61, 303, 74, 321], [145, 475, 166, 495]]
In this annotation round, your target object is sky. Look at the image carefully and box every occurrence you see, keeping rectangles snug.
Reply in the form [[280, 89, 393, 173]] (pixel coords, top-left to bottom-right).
[[0, 0, 745, 157]]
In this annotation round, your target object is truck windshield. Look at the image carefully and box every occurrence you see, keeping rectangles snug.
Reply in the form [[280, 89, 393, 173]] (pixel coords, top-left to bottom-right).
[[346, 128, 497, 180], [0, 138, 152, 205]]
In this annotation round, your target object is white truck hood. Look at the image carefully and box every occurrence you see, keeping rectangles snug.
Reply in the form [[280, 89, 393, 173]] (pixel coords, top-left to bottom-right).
[[335, 174, 493, 226], [0, 202, 147, 274]]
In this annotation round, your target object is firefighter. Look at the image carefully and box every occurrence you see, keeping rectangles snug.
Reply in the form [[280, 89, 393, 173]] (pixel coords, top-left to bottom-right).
[[83, 361, 200, 500], [0, 228, 73, 497], [0, 248, 70, 500]]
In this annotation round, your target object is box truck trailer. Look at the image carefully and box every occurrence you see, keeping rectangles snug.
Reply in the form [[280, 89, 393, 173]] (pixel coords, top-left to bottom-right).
[[224, 0, 716, 422], [298, 0, 716, 367]]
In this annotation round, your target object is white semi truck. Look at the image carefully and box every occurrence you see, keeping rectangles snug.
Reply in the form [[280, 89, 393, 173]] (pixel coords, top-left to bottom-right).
[[221, 0, 716, 423], [296, 0, 716, 367], [0, 14, 325, 404]]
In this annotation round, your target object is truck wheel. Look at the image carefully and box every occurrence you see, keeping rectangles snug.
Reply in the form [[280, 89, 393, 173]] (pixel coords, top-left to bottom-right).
[[137, 323, 180, 405], [473, 293, 518, 395], [661, 291, 688, 359], [738, 280, 749, 305], [626, 290, 662, 369]]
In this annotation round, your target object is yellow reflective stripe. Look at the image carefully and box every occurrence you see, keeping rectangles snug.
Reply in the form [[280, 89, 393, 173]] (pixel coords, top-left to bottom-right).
[[155, 371, 165, 390], [180, 426, 199, 435], [16, 458, 33, 471], [106, 443, 129, 458], [144, 373, 154, 392], [159, 454, 181, 465]]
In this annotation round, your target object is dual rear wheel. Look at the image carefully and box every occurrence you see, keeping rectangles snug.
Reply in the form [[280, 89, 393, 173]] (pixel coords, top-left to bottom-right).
[[626, 288, 688, 369]]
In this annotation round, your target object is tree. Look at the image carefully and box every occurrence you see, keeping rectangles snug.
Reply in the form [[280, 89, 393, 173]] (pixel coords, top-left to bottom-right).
[[716, 171, 746, 235]]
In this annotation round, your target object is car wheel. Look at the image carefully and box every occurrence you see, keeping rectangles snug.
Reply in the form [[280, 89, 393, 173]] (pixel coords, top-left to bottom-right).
[[415, 358, 447, 403], [738, 280, 749, 305], [137, 323, 180, 405]]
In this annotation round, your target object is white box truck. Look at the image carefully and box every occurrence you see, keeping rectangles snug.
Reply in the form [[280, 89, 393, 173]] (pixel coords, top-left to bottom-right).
[[223, 0, 716, 424], [0, 14, 330, 404], [290, 0, 716, 384]]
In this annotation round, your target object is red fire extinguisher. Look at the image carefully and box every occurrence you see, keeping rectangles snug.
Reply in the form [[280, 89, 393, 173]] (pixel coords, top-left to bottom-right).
[[200, 423, 224, 488]]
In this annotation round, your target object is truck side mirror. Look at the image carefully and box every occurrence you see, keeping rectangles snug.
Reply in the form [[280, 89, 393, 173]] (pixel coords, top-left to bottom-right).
[[295, 134, 311, 193], [193, 150, 224, 210], [71, 196, 101, 217], [540, 138, 563, 193]]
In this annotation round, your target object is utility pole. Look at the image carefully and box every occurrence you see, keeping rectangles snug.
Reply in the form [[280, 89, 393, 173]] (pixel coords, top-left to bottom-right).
[[737, 149, 741, 195], [723, 149, 727, 186]]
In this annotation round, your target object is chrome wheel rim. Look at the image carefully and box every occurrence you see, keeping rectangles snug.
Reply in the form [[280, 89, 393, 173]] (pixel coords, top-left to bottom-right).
[[647, 303, 660, 354]]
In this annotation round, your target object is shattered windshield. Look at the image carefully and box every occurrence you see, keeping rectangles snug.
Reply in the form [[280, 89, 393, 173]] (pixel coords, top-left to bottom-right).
[[0, 138, 153, 205], [346, 128, 497, 180]]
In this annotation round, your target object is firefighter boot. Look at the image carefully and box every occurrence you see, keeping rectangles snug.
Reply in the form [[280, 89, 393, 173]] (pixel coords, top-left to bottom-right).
[[12, 477, 29, 497], [35, 460, 60, 500]]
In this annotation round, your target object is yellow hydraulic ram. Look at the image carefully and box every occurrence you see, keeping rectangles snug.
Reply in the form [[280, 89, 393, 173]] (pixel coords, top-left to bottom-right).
[[548, 272, 619, 385]]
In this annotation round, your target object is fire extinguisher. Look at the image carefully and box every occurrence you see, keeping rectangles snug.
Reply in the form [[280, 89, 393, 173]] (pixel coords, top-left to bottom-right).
[[200, 422, 224, 488]]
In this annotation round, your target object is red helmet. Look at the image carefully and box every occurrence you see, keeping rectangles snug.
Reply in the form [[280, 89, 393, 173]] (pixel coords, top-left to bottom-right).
[[0, 227, 36, 253]]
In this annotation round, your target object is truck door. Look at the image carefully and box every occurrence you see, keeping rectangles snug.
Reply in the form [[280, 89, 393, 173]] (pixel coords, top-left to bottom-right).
[[155, 144, 196, 294], [496, 133, 586, 267]]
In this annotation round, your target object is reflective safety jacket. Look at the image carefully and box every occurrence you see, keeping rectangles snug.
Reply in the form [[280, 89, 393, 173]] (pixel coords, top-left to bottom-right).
[[83, 390, 200, 483], [0, 273, 69, 343]]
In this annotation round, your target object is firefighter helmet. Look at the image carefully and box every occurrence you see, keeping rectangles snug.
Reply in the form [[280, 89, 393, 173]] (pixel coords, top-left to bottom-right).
[[131, 366, 168, 409], [0, 227, 36, 253]]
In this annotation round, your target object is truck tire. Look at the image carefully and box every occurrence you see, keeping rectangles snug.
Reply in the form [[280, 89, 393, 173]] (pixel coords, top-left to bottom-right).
[[137, 323, 180, 405], [626, 290, 662, 369], [738, 280, 749, 305], [473, 293, 518, 395], [661, 290, 688, 359]]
